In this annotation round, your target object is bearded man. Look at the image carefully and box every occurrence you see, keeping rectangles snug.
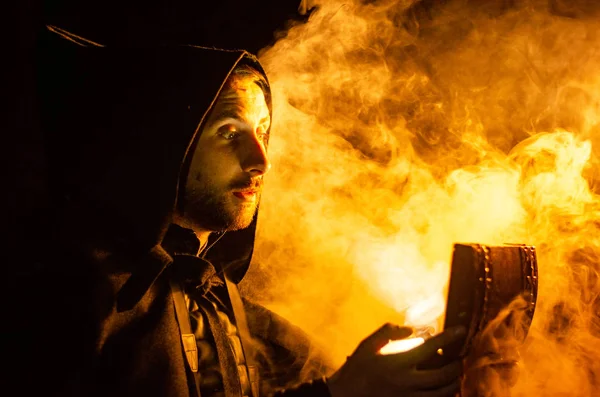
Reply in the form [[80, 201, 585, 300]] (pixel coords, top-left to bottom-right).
[[3, 26, 465, 397]]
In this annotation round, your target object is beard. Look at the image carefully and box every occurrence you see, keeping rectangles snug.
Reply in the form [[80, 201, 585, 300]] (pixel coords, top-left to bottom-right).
[[183, 176, 261, 232]]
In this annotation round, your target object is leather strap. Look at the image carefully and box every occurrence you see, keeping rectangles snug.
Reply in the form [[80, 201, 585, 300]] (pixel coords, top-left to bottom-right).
[[170, 279, 202, 397], [196, 294, 243, 397], [225, 276, 258, 397]]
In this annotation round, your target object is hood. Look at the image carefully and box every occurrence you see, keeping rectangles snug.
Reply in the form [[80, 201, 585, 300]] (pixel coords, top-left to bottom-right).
[[37, 26, 271, 284]]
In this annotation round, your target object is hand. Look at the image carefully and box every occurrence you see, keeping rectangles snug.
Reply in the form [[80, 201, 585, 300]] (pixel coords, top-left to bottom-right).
[[326, 323, 467, 397]]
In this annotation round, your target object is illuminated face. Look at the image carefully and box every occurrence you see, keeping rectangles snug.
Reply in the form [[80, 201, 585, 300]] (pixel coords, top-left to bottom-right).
[[181, 77, 271, 232]]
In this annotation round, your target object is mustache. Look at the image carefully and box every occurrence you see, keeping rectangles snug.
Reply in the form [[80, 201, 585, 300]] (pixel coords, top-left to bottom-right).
[[230, 177, 263, 191]]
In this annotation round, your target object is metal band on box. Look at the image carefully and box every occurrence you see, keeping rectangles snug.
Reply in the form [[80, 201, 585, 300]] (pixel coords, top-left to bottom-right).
[[421, 243, 539, 369]]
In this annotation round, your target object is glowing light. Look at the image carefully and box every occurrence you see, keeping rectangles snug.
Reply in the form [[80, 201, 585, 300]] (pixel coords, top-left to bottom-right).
[[380, 337, 426, 355], [405, 294, 447, 328]]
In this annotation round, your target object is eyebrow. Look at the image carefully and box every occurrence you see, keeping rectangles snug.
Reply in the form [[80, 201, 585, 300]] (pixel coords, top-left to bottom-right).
[[212, 109, 271, 127], [213, 109, 242, 121]]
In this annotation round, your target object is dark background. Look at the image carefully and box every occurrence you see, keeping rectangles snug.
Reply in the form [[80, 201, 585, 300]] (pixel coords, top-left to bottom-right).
[[33, 0, 309, 52]]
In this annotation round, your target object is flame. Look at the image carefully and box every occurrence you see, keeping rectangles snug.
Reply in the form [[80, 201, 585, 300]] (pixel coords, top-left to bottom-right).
[[241, 0, 600, 395]]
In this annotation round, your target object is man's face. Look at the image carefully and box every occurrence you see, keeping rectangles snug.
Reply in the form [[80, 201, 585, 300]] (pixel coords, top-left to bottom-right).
[[181, 78, 271, 232]]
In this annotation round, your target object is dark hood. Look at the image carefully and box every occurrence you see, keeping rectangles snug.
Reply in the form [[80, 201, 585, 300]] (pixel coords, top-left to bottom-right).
[[37, 26, 271, 284]]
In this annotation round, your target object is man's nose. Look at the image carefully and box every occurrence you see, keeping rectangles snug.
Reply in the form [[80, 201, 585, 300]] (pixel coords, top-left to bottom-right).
[[241, 136, 271, 176]]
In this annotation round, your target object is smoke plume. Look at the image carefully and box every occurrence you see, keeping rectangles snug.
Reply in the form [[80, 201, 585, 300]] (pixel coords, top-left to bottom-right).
[[239, 0, 600, 395]]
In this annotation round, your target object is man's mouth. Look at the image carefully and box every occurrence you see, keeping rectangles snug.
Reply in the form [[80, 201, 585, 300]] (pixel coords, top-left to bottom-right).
[[233, 189, 258, 201]]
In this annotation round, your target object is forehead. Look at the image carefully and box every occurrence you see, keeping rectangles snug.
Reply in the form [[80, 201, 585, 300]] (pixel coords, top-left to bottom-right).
[[211, 79, 270, 121]]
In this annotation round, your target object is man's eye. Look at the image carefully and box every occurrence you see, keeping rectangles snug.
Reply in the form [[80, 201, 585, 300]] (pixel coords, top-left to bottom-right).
[[217, 125, 240, 140]]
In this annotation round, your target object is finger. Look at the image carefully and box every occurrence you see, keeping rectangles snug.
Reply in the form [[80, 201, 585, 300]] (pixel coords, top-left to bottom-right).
[[401, 326, 466, 365], [356, 323, 414, 355], [409, 379, 461, 397], [399, 361, 463, 390]]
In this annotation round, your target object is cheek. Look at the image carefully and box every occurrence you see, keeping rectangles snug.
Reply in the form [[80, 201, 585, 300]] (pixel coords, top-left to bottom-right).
[[208, 148, 242, 172], [193, 152, 237, 188]]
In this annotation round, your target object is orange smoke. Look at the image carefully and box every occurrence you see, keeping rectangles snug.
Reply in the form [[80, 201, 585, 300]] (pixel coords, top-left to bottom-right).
[[240, 0, 600, 395]]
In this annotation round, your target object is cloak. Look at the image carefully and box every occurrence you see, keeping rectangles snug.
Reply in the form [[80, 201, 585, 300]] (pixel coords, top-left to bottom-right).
[[2, 25, 331, 397]]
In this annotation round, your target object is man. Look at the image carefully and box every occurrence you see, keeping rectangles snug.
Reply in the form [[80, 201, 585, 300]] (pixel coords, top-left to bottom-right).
[[3, 26, 465, 397]]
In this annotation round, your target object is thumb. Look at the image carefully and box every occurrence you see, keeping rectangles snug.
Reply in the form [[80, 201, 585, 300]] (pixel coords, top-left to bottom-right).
[[355, 323, 414, 355]]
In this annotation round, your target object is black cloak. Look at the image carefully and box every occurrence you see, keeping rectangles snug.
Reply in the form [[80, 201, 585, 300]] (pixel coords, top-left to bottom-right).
[[2, 26, 332, 397]]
